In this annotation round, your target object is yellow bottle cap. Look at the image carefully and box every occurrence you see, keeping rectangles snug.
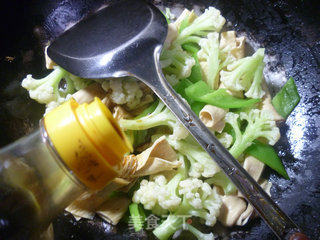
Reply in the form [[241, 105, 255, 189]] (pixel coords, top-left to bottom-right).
[[44, 97, 132, 190]]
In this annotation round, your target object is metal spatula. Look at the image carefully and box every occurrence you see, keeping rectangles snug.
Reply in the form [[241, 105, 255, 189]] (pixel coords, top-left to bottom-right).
[[47, 0, 308, 239]]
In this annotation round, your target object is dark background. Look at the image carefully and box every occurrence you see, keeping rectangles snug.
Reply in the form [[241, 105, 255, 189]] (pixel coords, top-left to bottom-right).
[[0, 0, 319, 239]]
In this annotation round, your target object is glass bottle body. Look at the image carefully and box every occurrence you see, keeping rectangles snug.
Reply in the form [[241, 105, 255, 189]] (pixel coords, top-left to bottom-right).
[[0, 124, 85, 238]]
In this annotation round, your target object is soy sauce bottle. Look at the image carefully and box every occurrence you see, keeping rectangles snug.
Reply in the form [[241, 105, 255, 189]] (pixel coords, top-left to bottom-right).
[[0, 97, 131, 239]]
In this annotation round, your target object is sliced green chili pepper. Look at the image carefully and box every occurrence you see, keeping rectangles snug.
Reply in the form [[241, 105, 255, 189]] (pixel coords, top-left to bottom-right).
[[190, 102, 205, 116], [185, 82, 260, 109], [173, 78, 193, 101], [272, 77, 300, 118], [198, 89, 260, 109], [184, 81, 211, 98], [245, 140, 289, 179]]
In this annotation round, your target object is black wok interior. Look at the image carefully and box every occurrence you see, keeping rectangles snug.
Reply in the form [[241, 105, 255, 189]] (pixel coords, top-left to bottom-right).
[[0, 0, 319, 239]]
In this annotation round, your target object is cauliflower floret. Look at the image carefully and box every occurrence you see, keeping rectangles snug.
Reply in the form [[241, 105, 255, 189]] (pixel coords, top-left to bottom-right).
[[133, 156, 189, 215], [153, 178, 221, 240], [132, 179, 159, 210], [245, 62, 265, 99], [217, 132, 233, 149], [123, 80, 144, 109], [240, 109, 280, 145], [220, 48, 265, 98], [175, 7, 226, 45], [133, 174, 182, 212], [21, 66, 91, 114], [158, 191, 182, 210], [161, 45, 195, 79], [167, 136, 220, 178], [197, 32, 220, 89], [101, 78, 143, 110], [44, 94, 73, 114], [171, 122, 189, 140], [178, 179, 221, 226], [226, 109, 280, 158], [179, 178, 212, 209], [102, 80, 125, 104], [120, 101, 189, 140], [153, 175, 182, 210], [21, 68, 66, 105]]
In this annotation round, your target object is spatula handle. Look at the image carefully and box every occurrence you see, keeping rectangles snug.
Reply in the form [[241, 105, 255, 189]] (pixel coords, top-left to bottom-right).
[[137, 47, 309, 240]]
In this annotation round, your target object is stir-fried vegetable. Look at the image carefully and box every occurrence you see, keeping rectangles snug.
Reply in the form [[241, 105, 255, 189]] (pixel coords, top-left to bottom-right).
[[185, 81, 260, 109], [21, 5, 301, 239], [21, 66, 91, 113], [174, 7, 225, 45], [245, 141, 289, 179], [182, 43, 203, 83], [153, 178, 221, 240], [226, 110, 280, 159], [166, 136, 220, 178], [272, 77, 300, 118], [220, 48, 265, 98], [119, 101, 189, 140], [205, 171, 237, 195]]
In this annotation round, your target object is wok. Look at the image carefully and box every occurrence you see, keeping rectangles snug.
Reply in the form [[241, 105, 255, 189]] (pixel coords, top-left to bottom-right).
[[0, 0, 319, 239]]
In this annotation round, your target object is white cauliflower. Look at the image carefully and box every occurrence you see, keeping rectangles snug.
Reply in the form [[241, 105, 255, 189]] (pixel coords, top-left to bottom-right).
[[178, 179, 221, 226], [21, 66, 91, 114], [119, 101, 189, 140], [133, 172, 183, 213], [167, 136, 220, 178], [179, 178, 212, 210], [217, 132, 233, 149], [160, 45, 195, 79], [153, 178, 221, 240], [175, 7, 226, 45], [197, 32, 220, 90], [220, 48, 265, 98], [101, 78, 143, 110], [21, 67, 67, 105], [226, 109, 280, 158]]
